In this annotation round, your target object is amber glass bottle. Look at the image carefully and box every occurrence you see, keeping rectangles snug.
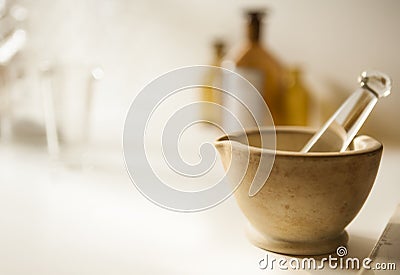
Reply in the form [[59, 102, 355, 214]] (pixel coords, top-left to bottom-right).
[[201, 41, 225, 124], [283, 68, 310, 126], [235, 11, 286, 125]]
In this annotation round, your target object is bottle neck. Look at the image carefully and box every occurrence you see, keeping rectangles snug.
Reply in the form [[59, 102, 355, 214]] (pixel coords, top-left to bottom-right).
[[215, 47, 224, 60], [290, 69, 301, 85], [248, 24, 259, 42], [247, 15, 262, 43], [213, 42, 225, 64]]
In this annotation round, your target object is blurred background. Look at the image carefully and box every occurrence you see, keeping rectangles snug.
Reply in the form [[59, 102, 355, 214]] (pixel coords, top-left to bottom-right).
[[1, 0, 399, 274], [1, 0, 399, 150]]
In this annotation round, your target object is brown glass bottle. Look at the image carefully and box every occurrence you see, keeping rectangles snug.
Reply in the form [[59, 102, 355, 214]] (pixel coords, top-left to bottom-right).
[[235, 11, 286, 125], [283, 67, 310, 126], [200, 41, 225, 124]]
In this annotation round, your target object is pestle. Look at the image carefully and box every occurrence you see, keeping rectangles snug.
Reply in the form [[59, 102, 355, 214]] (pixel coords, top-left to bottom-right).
[[301, 71, 392, 153]]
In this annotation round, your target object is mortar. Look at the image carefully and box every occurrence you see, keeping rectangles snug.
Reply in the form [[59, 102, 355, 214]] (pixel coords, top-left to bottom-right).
[[215, 126, 382, 255]]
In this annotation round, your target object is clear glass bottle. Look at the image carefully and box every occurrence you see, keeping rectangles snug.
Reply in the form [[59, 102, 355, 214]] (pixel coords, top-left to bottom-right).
[[283, 67, 310, 126], [200, 40, 225, 124], [234, 10, 286, 125]]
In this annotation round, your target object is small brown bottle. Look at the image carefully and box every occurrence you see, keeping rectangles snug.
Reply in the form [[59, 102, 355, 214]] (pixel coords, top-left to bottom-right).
[[283, 67, 310, 126], [200, 41, 225, 124], [235, 10, 286, 125]]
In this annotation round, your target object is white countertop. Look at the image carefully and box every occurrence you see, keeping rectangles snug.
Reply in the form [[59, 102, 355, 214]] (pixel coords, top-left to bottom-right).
[[0, 135, 399, 275]]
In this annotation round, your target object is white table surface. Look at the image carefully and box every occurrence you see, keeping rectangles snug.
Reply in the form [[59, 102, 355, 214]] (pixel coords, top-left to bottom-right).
[[1, 132, 399, 275]]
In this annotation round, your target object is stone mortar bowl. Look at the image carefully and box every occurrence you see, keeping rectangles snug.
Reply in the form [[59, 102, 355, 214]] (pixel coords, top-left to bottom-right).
[[215, 126, 382, 255]]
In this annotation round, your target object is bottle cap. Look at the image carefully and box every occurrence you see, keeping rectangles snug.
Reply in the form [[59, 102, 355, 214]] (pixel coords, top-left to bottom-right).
[[245, 9, 268, 20], [244, 9, 268, 41]]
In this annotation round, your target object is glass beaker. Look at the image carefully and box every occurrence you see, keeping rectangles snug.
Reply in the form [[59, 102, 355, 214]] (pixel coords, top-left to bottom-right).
[[39, 61, 103, 166]]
